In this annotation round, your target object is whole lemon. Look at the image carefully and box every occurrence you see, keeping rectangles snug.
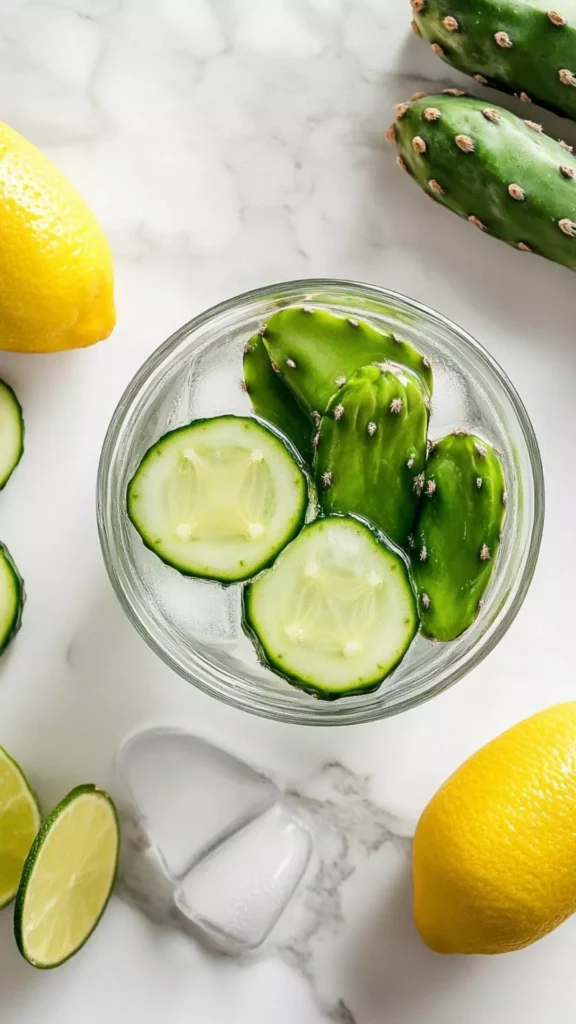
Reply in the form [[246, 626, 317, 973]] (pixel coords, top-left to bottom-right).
[[0, 122, 115, 353], [413, 702, 576, 954]]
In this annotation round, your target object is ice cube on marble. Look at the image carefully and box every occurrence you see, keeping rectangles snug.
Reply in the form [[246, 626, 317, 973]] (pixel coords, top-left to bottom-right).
[[116, 728, 278, 881], [174, 803, 313, 953]]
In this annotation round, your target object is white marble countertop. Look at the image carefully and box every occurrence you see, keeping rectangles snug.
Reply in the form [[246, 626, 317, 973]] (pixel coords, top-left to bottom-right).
[[0, 0, 574, 1021]]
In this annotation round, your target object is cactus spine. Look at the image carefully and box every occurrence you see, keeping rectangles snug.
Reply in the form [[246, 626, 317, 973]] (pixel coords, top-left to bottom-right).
[[391, 92, 576, 272], [411, 431, 506, 641], [315, 364, 428, 547], [261, 307, 433, 418], [412, 0, 576, 122]]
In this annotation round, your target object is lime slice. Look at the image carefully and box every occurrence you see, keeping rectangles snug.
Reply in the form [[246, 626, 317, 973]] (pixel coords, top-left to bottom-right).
[[0, 746, 41, 908], [15, 785, 120, 969]]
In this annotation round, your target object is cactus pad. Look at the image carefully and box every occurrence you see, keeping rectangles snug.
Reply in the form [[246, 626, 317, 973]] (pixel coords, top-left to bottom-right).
[[412, 0, 576, 121], [315, 364, 429, 547], [242, 333, 313, 463], [411, 431, 506, 641], [392, 92, 576, 271], [261, 307, 433, 417]]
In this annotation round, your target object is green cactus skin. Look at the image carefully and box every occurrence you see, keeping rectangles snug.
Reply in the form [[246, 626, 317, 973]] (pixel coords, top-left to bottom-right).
[[392, 93, 576, 271], [242, 333, 314, 463], [261, 307, 433, 419], [315, 364, 429, 547], [412, 0, 576, 122], [411, 431, 506, 642]]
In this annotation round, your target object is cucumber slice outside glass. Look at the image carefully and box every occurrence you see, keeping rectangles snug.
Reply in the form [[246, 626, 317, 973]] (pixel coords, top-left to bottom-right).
[[0, 543, 24, 655], [243, 515, 418, 699], [127, 415, 309, 584], [0, 380, 24, 489], [14, 785, 120, 969]]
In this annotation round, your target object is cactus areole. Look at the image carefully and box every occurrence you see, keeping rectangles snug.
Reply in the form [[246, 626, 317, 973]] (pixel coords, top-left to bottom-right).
[[393, 93, 576, 271], [412, 0, 576, 120]]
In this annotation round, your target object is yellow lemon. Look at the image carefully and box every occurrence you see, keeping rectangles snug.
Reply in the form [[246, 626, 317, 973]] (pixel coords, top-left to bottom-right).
[[0, 122, 115, 353], [413, 702, 576, 954]]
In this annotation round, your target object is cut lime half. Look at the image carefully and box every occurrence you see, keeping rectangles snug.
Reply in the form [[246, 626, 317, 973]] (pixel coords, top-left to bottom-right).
[[0, 746, 41, 909], [15, 785, 120, 969]]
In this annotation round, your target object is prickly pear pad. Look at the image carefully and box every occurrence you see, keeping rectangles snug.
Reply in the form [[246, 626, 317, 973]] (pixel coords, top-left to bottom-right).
[[392, 93, 576, 271], [315, 364, 428, 547], [261, 306, 432, 417], [242, 333, 314, 463], [412, 0, 576, 122], [411, 431, 506, 641]]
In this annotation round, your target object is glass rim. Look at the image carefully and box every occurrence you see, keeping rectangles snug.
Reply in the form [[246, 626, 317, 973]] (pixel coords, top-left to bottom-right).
[[97, 278, 545, 726]]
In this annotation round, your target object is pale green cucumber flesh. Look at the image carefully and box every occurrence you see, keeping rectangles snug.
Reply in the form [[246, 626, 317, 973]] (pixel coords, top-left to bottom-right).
[[243, 515, 418, 698], [127, 415, 308, 583]]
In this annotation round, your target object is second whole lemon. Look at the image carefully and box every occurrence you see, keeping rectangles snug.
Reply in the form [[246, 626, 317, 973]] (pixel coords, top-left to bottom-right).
[[413, 702, 576, 954], [0, 122, 115, 353]]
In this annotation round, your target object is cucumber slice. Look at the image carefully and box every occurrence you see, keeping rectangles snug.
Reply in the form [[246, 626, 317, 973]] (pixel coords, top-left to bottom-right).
[[0, 380, 23, 489], [0, 543, 24, 654], [243, 516, 418, 698], [127, 416, 308, 583], [14, 785, 119, 969]]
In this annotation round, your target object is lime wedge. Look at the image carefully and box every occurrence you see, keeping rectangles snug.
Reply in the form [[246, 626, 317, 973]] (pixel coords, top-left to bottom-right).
[[0, 746, 41, 908], [14, 785, 119, 968]]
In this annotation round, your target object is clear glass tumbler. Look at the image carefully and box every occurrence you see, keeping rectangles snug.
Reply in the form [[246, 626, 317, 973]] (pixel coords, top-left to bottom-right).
[[97, 279, 544, 726]]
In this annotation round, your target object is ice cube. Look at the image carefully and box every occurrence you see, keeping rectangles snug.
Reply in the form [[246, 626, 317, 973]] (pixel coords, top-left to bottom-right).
[[156, 567, 240, 645], [174, 803, 313, 953], [188, 336, 252, 420], [116, 728, 279, 880], [428, 361, 471, 436]]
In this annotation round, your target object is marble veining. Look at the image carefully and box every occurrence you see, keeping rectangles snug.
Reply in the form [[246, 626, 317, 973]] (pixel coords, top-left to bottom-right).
[[118, 758, 411, 1022]]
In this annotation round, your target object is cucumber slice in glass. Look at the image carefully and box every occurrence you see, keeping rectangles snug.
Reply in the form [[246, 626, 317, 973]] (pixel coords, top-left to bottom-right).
[[127, 415, 308, 583], [0, 380, 24, 489], [243, 515, 418, 698]]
